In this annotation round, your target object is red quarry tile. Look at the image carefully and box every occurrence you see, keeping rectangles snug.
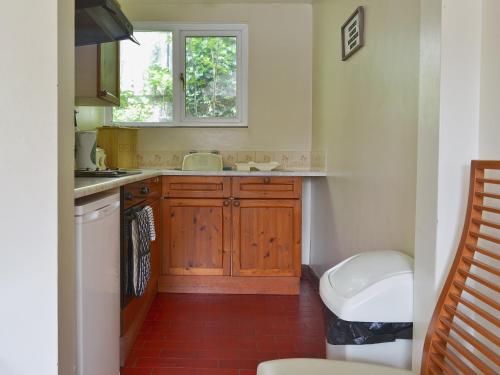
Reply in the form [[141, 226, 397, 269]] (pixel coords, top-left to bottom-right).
[[136, 358, 218, 369], [195, 369, 238, 375], [152, 369, 195, 375], [197, 350, 239, 360], [238, 370, 257, 375], [219, 359, 260, 370], [121, 368, 153, 375], [123, 278, 325, 374]]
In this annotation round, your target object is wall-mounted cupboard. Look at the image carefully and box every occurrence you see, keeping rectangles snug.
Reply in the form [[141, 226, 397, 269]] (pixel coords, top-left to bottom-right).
[[75, 42, 120, 106]]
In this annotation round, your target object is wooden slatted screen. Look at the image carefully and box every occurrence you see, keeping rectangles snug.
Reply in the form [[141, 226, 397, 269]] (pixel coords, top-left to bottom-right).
[[422, 160, 500, 374]]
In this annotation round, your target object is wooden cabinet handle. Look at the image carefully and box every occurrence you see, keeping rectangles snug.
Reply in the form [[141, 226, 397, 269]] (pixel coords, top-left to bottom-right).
[[233, 200, 240, 207], [263, 177, 271, 184], [223, 200, 230, 207]]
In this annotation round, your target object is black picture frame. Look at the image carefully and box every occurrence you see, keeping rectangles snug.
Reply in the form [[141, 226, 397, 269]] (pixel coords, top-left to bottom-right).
[[341, 6, 365, 61]]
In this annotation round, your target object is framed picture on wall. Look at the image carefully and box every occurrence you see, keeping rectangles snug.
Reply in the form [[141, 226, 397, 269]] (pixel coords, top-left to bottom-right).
[[341, 6, 365, 61]]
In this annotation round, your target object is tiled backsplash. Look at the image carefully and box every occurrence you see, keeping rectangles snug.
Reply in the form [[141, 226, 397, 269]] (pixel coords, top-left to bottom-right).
[[137, 150, 326, 170]]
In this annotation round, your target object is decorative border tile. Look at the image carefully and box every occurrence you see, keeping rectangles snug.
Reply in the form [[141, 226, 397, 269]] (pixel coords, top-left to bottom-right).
[[136, 150, 326, 170], [220, 151, 237, 168], [255, 151, 275, 163], [236, 151, 256, 163]]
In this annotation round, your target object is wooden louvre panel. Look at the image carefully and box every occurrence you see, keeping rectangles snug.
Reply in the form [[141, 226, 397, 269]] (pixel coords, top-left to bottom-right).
[[162, 176, 231, 198], [422, 160, 500, 375]]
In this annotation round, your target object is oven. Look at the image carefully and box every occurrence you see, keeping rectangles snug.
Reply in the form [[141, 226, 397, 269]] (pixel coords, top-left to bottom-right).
[[120, 177, 161, 309]]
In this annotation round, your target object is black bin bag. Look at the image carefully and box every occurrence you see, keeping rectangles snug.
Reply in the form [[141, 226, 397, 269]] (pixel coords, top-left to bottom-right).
[[324, 308, 413, 345]]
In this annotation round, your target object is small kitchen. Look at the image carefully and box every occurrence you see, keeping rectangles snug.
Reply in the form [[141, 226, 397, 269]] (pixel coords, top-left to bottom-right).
[[14, 0, 490, 373], [74, 0, 327, 374]]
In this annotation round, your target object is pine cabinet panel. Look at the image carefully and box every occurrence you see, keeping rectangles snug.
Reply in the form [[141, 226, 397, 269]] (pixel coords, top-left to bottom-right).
[[162, 176, 231, 198], [232, 199, 301, 277], [232, 177, 301, 199], [162, 198, 231, 276]]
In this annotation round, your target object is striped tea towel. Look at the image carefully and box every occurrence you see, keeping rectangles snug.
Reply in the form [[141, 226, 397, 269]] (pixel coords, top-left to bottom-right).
[[144, 205, 156, 241], [133, 209, 151, 297]]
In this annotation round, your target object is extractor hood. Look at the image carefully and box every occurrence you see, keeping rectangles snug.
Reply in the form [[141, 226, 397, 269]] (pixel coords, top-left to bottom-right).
[[75, 0, 138, 46]]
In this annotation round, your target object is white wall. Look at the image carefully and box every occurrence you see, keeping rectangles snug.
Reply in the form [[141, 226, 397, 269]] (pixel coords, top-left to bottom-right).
[[0, 1, 60, 374], [119, 1, 313, 153], [310, 0, 420, 277], [479, 0, 500, 159], [58, 0, 76, 373], [412, 0, 500, 370], [411, 0, 442, 370]]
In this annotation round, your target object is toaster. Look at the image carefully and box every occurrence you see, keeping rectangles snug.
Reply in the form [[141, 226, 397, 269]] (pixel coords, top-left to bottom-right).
[[182, 152, 223, 171]]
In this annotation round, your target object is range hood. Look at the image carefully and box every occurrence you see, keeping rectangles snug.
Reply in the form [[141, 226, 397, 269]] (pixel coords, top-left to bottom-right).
[[76, 0, 138, 46]]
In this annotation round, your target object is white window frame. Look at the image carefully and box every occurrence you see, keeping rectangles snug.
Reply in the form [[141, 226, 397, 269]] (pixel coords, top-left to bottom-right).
[[105, 22, 248, 128]]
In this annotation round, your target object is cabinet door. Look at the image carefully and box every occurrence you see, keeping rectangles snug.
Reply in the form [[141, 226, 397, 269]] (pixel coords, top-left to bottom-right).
[[162, 198, 231, 276], [232, 199, 301, 277], [98, 41, 120, 106]]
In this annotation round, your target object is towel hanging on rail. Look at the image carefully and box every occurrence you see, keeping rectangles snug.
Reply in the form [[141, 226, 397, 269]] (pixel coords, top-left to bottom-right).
[[131, 209, 151, 297], [144, 205, 156, 241]]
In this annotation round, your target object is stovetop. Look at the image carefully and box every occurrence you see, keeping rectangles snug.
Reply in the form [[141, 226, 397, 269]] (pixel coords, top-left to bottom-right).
[[75, 169, 142, 178]]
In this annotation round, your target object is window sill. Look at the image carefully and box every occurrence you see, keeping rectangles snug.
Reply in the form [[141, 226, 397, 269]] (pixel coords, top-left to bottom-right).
[[108, 122, 248, 129]]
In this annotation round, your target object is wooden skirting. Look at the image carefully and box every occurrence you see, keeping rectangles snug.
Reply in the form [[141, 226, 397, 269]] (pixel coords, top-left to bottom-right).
[[159, 275, 300, 295], [301, 265, 320, 291]]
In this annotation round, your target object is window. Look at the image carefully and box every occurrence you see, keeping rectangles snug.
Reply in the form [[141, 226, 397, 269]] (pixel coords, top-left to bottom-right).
[[108, 23, 248, 127]]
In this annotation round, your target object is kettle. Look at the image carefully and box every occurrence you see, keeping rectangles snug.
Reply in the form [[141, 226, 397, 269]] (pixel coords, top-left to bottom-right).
[[96, 147, 107, 170], [75, 131, 97, 170]]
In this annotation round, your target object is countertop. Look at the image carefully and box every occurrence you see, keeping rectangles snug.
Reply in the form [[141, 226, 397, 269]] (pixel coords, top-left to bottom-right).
[[75, 169, 326, 199]]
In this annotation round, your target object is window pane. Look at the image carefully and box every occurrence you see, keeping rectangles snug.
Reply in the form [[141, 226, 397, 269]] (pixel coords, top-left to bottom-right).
[[113, 31, 173, 123], [185, 36, 238, 120]]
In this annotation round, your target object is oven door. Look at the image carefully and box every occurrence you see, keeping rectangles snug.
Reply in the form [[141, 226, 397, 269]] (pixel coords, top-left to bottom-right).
[[121, 205, 142, 309]]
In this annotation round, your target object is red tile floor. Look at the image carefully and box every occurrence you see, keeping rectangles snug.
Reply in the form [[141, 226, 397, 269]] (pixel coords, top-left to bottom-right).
[[122, 277, 325, 375]]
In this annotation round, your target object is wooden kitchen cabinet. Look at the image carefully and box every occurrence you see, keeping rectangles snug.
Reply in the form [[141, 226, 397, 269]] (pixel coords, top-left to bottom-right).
[[75, 41, 120, 106], [159, 176, 302, 295], [162, 198, 231, 276], [232, 199, 301, 277]]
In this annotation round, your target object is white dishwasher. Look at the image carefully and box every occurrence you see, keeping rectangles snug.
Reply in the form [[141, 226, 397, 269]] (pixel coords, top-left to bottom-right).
[[75, 190, 120, 375]]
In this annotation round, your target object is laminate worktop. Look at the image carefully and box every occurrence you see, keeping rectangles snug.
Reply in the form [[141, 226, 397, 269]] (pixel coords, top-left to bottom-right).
[[74, 169, 326, 199]]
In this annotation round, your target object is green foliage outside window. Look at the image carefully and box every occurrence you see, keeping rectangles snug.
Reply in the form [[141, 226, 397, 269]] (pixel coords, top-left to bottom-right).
[[185, 36, 237, 119], [114, 32, 173, 123], [113, 31, 238, 124]]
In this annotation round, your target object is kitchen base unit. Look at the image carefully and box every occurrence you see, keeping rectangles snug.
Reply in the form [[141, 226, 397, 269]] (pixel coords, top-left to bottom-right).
[[160, 176, 302, 295]]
